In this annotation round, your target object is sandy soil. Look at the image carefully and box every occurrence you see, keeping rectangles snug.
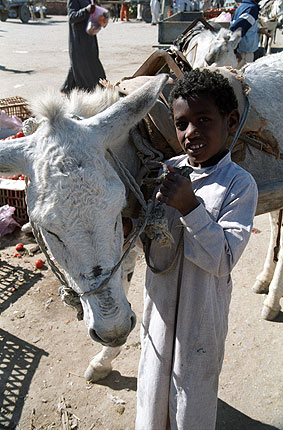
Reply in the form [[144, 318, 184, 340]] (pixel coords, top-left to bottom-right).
[[1, 213, 282, 430], [0, 15, 283, 430]]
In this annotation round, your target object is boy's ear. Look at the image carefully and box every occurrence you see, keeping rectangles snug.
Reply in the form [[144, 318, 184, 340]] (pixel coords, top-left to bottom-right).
[[227, 109, 240, 133]]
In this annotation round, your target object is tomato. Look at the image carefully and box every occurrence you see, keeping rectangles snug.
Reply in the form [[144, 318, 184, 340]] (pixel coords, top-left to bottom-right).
[[12, 175, 20, 180], [15, 243, 24, 251], [19, 175, 25, 180], [16, 131, 25, 138], [35, 259, 44, 269]]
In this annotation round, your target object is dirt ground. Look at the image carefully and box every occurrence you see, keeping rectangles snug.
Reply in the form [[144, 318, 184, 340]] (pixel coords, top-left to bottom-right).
[[0, 15, 283, 430]]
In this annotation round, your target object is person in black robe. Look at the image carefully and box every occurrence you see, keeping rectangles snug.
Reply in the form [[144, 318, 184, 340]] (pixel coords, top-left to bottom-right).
[[61, 0, 106, 94]]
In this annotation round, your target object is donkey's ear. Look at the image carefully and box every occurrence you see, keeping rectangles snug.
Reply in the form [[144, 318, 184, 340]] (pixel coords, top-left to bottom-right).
[[0, 138, 30, 176], [83, 74, 169, 147], [230, 28, 242, 50]]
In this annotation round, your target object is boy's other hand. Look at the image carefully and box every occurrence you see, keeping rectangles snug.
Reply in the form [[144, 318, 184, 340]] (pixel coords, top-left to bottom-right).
[[122, 217, 132, 238], [156, 166, 199, 216]]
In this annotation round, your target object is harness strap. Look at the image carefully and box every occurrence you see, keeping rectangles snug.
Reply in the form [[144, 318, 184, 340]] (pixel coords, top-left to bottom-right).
[[273, 209, 283, 263], [229, 95, 250, 153], [81, 200, 154, 296], [30, 219, 69, 288], [186, 42, 198, 68]]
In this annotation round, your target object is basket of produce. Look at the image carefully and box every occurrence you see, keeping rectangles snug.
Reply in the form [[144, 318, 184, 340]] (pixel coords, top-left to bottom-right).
[[0, 96, 31, 122]]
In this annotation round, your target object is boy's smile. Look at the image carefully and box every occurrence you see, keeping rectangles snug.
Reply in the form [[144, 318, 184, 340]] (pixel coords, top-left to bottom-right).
[[173, 94, 239, 168]]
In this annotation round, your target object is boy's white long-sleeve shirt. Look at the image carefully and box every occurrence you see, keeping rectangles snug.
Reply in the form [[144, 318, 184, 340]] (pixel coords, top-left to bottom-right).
[[136, 152, 258, 430]]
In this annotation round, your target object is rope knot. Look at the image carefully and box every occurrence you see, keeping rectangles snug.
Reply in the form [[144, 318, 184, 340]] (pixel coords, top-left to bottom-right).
[[138, 202, 174, 246], [58, 286, 83, 320], [22, 117, 40, 136]]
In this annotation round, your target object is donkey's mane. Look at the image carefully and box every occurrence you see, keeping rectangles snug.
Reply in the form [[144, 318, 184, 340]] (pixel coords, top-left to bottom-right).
[[30, 86, 120, 123]]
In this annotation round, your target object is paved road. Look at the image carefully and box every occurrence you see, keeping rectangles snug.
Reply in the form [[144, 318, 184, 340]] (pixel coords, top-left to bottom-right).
[[0, 16, 282, 100], [0, 16, 158, 99]]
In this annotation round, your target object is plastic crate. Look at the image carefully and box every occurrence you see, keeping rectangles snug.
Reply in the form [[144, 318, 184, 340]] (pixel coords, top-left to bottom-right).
[[203, 7, 236, 19], [0, 180, 28, 225], [0, 96, 31, 122]]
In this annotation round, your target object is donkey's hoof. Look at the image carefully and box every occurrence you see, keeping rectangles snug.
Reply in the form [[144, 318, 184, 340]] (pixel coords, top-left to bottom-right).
[[261, 305, 280, 321], [252, 280, 269, 294], [84, 364, 112, 382]]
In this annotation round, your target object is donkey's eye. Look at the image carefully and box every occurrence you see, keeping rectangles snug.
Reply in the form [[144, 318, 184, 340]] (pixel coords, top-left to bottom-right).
[[46, 230, 64, 243]]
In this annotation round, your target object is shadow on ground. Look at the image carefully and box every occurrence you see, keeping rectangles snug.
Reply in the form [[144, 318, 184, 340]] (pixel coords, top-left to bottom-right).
[[0, 329, 48, 429], [216, 399, 280, 430], [94, 370, 137, 392], [0, 65, 34, 74], [0, 260, 43, 314]]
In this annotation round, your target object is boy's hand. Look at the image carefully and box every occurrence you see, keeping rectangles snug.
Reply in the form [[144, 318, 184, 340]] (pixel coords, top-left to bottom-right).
[[86, 3, 95, 13], [122, 217, 132, 237], [156, 166, 199, 216]]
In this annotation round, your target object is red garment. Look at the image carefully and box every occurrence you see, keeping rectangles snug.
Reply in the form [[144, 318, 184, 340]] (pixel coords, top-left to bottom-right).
[[120, 3, 129, 20]]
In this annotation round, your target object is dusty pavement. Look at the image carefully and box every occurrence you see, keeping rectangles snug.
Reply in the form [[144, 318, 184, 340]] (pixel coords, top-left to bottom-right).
[[0, 15, 283, 430], [0, 16, 160, 98]]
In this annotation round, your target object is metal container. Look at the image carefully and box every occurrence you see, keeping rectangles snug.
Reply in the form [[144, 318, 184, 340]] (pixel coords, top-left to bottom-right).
[[158, 11, 203, 45]]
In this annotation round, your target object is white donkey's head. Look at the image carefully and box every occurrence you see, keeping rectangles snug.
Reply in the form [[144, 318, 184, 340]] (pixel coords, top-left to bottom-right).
[[0, 74, 169, 347], [184, 26, 241, 69]]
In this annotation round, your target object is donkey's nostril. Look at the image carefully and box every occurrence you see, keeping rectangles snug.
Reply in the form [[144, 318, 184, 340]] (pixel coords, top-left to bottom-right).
[[130, 314, 136, 331]]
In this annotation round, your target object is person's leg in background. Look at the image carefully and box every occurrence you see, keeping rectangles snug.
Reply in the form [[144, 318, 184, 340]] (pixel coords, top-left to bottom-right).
[[120, 3, 130, 21], [137, 3, 142, 20]]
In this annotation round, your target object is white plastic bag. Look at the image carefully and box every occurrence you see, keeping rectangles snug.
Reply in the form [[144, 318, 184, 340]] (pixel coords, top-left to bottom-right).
[[0, 110, 22, 131], [86, 4, 109, 35], [0, 205, 20, 237]]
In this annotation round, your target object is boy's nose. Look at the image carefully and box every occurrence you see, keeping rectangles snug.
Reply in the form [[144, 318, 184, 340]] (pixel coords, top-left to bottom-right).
[[185, 123, 200, 138]]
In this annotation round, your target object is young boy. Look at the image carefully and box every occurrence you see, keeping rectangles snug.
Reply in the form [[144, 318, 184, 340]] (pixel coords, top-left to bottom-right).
[[135, 69, 258, 429]]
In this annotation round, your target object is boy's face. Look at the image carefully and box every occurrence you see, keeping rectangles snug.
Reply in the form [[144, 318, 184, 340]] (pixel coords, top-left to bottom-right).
[[173, 94, 239, 168]]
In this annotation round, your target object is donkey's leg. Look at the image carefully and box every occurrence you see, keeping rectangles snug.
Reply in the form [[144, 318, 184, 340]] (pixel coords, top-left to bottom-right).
[[252, 211, 279, 294], [266, 32, 272, 55], [84, 247, 139, 382], [262, 217, 283, 320], [84, 345, 123, 381]]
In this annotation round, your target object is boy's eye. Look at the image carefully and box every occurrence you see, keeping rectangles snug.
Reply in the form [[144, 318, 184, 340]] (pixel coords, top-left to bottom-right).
[[175, 121, 187, 131], [199, 117, 209, 123]]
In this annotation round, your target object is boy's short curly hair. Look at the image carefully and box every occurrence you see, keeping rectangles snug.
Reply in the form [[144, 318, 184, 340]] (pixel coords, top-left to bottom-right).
[[169, 69, 238, 116]]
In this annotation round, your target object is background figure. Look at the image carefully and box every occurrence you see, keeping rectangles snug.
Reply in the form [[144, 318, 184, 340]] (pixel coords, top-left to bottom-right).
[[200, 0, 212, 10], [61, 0, 106, 94], [137, 0, 143, 20], [150, 0, 160, 24], [120, 0, 130, 21], [230, 0, 271, 68], [176, 0, 194, 11]]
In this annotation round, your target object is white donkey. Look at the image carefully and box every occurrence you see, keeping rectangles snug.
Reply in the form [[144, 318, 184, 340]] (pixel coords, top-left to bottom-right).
[[258, 0, 280, 55], [0, 74, 169, 375], [260, 0, 283, 29], [239, 53, 283, 320], [173, 19, 242, 68], [1, 54, 283, 383]]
